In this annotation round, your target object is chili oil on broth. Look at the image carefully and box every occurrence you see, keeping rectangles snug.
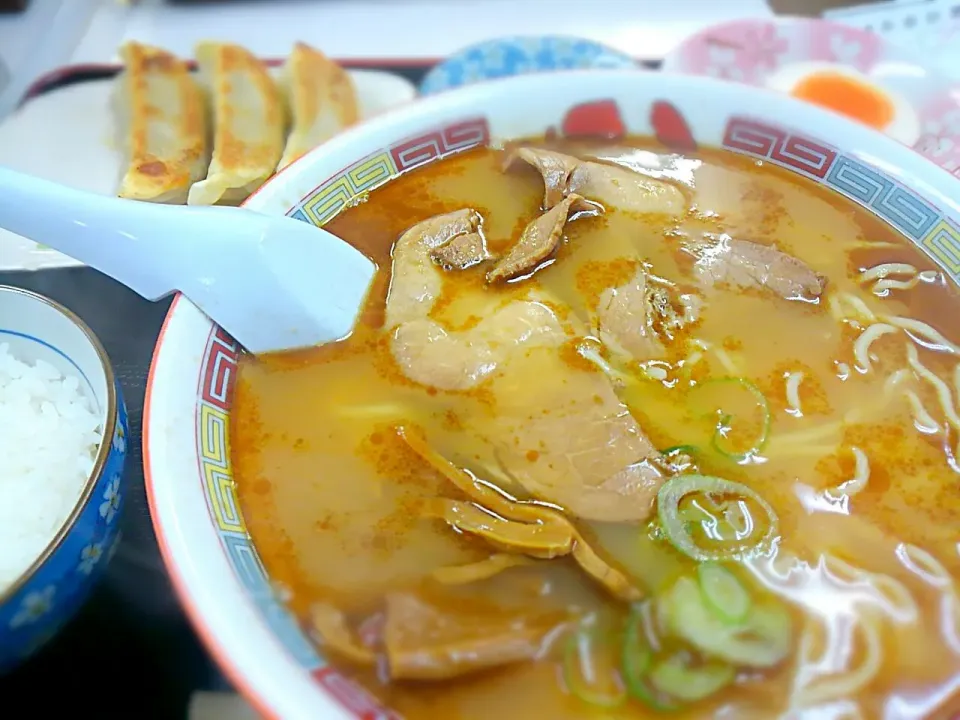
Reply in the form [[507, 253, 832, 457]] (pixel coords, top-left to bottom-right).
[[231, 142, 960, 718]]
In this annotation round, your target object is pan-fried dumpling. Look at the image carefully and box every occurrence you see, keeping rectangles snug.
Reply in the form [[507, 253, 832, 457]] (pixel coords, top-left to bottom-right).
[[277, 42, 359, 170], [187, 41, 286, 206], [114, 42, 208, 204]]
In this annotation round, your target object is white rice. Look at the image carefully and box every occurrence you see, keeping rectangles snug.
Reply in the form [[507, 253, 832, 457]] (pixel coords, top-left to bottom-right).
[[0, 342, 103, 590]]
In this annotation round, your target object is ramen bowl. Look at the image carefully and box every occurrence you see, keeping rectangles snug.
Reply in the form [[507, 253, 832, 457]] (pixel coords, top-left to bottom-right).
[[144, 71, 960, 719]]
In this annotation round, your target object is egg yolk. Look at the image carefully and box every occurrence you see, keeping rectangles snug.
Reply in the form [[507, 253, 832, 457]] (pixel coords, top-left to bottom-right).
[[790, 71, 894, 130]]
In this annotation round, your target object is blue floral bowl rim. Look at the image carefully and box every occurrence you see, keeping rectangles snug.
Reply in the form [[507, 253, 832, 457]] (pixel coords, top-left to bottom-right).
[[419, 34, 638, 91], [0, 285, 118, 605], [430, 33, 638, 52]]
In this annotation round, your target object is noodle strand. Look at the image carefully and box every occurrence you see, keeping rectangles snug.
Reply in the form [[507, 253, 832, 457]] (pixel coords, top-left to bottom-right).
[[858, 264, 938, 295], [904, 391, 940, 434], [896, 543, 952, 588], [882, 315, 960, 355], [834, 447, 870, 496], [859, 263, 917, 283], [906, 343, 960, 433], [789, 611, 884, 711], [823, 555, 918, 624], [881, 368, 940, 433], [785, 371, 804, 416], [853, 324, 897, 372]]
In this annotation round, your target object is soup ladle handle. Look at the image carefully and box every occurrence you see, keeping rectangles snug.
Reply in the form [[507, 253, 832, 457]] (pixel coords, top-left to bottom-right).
[[0, 166, 377, 353]]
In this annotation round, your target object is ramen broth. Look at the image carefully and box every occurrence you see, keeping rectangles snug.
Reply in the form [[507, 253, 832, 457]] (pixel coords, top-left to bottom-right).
[[232, 141, 960, 718]]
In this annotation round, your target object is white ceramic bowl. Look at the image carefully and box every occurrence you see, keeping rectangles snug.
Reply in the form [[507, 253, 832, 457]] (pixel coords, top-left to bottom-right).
[[143, 70, 960, 719]]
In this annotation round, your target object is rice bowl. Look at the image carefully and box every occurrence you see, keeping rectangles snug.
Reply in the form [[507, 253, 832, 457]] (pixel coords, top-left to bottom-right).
[[0, 285, 128, 671], [0, 343, 104, 590]]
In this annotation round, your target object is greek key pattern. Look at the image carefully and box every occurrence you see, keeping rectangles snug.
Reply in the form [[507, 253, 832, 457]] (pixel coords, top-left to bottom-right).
[[722, 116, 960, 280], [196, 333, 245, 537], [722, 118, 836, 178], [390, 118, 490, 171], [922, 220, 960, 276], [826, 157, 938, 241], [199, 404, 245, 535], [289, 117, 490, 227], [197, 327, 246, 537], [222, 534, 268, 592], [298, 152, 397, 226], [200, 327, 236, 411]]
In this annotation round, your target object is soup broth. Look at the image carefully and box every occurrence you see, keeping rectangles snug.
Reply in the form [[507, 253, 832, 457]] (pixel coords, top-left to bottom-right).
[[232, 140, 960, 718]]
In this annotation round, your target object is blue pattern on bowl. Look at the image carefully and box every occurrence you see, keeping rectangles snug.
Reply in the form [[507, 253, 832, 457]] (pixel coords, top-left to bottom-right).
[[0, 289, 127, 672], [419, 35, 638, 96]]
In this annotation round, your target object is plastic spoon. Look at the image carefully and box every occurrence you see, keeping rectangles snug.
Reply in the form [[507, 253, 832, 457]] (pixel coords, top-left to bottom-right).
[[0, 167, 376, 354]]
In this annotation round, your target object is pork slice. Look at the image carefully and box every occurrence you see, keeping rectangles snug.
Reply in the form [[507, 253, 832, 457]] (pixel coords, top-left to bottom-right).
[[485, 347, 666, 523], [430, 231, 491, 270], [504, 147, 578, 209], [687, 236, 826, 302], [596, 267, 702, 362], [391, 300, 568, 391], [505, 146, 686, 216], [597, 266, 666, 362], [487, 193, 599, 283], [309, 602, 377, 665], [385, 208, 483, 328], [383, 592, 565, 680]]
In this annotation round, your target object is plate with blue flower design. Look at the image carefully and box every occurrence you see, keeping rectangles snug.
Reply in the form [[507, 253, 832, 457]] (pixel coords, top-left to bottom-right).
[[419, 35, 639, 96]]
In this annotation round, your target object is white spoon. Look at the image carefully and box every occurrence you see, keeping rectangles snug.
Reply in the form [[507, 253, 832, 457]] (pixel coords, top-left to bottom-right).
[[0, 167, 376, 353]]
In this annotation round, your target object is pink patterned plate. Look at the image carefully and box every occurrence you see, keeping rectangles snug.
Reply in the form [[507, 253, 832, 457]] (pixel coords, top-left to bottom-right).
[[662, 17, 960, 177]]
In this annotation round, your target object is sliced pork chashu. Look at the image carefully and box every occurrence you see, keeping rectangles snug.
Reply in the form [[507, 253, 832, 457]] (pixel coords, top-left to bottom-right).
[[484, 344, 666, 523], [685, 235, 826, 302], [386, 211, 667, 522], [391, 302, 568, 391], [505, 147, 686, 215], [430, 230, 491, 270], [309, 593, 566, 681], [385, 208, 483, 329], [386, 208, 569, 391], [597, 266, 665, 362], [383, 592, 565, 680], [487, 193, 600, 283], [594, 263, 703, 363]]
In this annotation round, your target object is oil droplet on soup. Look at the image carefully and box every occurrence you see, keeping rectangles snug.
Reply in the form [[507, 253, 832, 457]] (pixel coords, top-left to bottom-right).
[[232, 142, 960, 719]]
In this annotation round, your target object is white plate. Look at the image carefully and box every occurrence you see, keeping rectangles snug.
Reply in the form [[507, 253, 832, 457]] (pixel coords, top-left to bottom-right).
[[0, 68, 418, 271]]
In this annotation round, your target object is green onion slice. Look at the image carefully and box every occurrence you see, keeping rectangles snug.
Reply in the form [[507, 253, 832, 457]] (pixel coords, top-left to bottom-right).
[[660, 576, 792, 669], [563, 621, 627, 708], [648, 652, 735, 703], [697, 564, 751, 624], [687, 378, 771, 462], [657, 474, 779, 562], [621, 607, 678, 711]]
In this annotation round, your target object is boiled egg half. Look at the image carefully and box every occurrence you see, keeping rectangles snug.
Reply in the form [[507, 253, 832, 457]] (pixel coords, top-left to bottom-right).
[[765, 61, 920, 146]]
